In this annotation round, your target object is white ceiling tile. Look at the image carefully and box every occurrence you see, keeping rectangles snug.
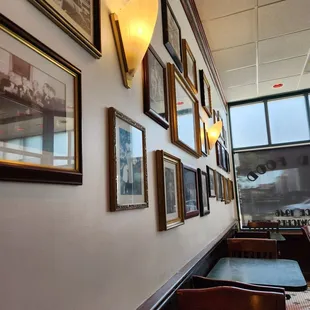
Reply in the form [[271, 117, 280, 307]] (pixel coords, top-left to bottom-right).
[[305, 57, 310, 73], [258, 56, 307, 82], [258, 0, 310, 40], [213, 43, 256, 71], [226, 84, 257, 102], [196, 0, 256, 20], [204, 9, 257, 50], [221, 66, 257, 88], [258, 30, 310, 64], [258, 76, 300, 96], [299, 73, 310, 90], [258, 0, 283, 6]]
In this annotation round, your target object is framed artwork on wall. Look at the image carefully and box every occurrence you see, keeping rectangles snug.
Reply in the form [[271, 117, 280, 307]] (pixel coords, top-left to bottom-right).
[[182, 39, 197, 94], [200, 117, 208, 156], [28, 0, 102, 58], [183, 165, 199, 219], [224, 177, 230, 204], [156, 150, 184, 230], [143, 46, 169, 129], [216, 172, 223, 201], [221, 144, 227, 171], [197, 168, 210, 216], [199, 70, 212, 118], [161, 0, 183, 72], [207, 166, 216, 198], [167, 63, 201, 158], [0, 15, 82, 185], [216, 141, 222, 168], [108, 107, 148, 211], [213, 109, 217, 124], [229, 179, 235, 200]]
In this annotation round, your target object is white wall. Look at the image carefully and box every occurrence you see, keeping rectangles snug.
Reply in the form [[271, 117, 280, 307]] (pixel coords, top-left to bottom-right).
[[0, 0, 236, 309]]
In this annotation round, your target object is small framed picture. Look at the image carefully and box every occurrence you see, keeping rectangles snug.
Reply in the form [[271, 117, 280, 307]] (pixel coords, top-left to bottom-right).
[[207, 166, 216, 198], [199, 70, 212, 117], [0, 15, 82, 185], [200, 118, 208, 156], [226, 150, 230, 173], [28, 0, 102, 58], [183, 165, 199, 219], [216, 141, 223, 168], [143, 46, 169, 129], [221, 145, 227, 171], [156, 150, 184, 230], [108, 108, 148, 211], [229, 180, 235, 200], [197, 168, 210, 216], [216, 172, 223, 201], [221, 176, 226, 202], [182, 39, 197, 94], [223, 177, 230, 204], [162, 0, 183, 72], [168, 63, 201, 158], [213, 109, 217, 124]]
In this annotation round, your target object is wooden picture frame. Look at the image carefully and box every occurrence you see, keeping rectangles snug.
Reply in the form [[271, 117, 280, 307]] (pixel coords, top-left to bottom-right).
[[221, 144, 227, 171], [108, 107, 148, 211], [216, 141, 223, 168], [199, 70, 212, 117], [197, 168, 210, 216], [182, 39, 198, 94], [226, 150, 230, 173], [223, 177, 230, 204], [221, 175, 226, 202], [167, 63, 202, 158], [216, 172, 223, 201], [213, 109, 217, 124], [156, 150, 184, 230], [143, 46, 169, 129], [229, 179, 235, 200], [183, 164, 200, 219], [161, 0, 183, 72], [200, 117, 208, 156], [28, 0, 101, 58], [0, 15, 82, 185], [207, 166, 216, 198]]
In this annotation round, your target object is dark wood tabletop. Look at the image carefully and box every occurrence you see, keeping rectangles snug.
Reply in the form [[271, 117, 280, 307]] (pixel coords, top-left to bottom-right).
[[207, 257, 307, 291]]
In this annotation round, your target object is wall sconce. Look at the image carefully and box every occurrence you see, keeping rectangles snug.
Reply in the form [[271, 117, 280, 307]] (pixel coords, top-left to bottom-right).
[[110, 0, 159, 88], [208, 121, 223, 150]]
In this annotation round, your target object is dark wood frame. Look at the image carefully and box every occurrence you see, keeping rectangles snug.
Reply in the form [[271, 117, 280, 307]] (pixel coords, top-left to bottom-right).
[[229, 180, 235, 200], [221, 144, 227, 171], [183, 164, 200, 219], [156, 150, 184, 230], [213, 109, 217, 124], [162, 0, 183, 72], [0, 14, 83, 185], [207, 166, 216, 198], [215, 141, 223, 168], [197, 168, 210, 216], [216, 172, 223, 201], [223, 177, 230, 204], [199, 70, 212, 117], [182, 39, 198, 94], [28, 0, 101, 58], [108, 107, 148, 211], [221, 175, 226, 202], [168, 63, 202, 158], [200, 117, 208, 156], [143, 45, 169, 129]]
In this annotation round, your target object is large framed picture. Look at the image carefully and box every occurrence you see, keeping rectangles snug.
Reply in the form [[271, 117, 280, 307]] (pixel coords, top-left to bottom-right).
[[0, 15, 82, 184], [143, 46, 169, 129], [207, 166, 216, 198], [197, 168, 210, 216], [182, 39, 197, 94], [216, 172, 223, 201], [156, 150, 184, 230], [108, 108, 148, 211], [183, 165, 199, 219], [200, 117, 208, 156], [161, 0, 183, 72], [199, 70, 212, 117], [168, 63, 201, 158], [28, 0, 101, 58]]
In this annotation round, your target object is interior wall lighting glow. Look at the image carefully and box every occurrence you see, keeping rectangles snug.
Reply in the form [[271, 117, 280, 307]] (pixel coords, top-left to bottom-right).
[[208, 121, 223, 150], [110, 0, 159, 88]]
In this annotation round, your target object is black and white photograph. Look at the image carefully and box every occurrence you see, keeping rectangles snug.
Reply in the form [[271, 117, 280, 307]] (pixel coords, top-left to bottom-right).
[[216, 172, 223, 201], [199, 70, 212, 117], [216, 141, 222, 168], [165, 165, 177, 215], [198, 168, 210, 216], [183, 39, 197, 94], [109, 107, 148, 211], [200, 118, 208, 156], [143, 46, 169, 129], [207, 166, 216, 197], [183, 165, 199, 219]]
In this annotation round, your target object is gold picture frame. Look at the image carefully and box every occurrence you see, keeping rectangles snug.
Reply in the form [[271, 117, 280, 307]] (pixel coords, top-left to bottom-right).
[[199, 70, 212, 117], [182, 39, 198, 94]]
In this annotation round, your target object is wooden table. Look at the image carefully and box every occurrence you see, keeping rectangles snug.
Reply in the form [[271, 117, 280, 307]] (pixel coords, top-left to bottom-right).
[[270, 232, 286, 241], [207, 257, 307, 291]]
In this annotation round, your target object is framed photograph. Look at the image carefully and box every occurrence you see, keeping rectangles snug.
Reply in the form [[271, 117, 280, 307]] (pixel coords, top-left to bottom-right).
[[223, 177, 230, 204], [200, 117, 208, 156], [229, 180, 235, 200], [221, 144, 227, 171], [156, 150, 184, 230], [0, 15, 82, 184], [182, 39, 197, 94], [183, 165, 199, 219], [213, 109, 217, 124], [197, 168, 210, 216], [28, 0, 101, 58], [226, 150, 230, 173], [143, 46, 169, 129], [108, 108, 148, 211], [216, 141, 223, 168], [162, 0, 183, 72], [216, 172, 223, 201], [167, 63, 201, 158], [207, 166, 216, 198], [199, 70, 212, 117]]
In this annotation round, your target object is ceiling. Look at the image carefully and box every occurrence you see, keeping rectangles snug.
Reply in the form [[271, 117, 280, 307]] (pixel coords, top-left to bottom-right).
[[194, 0, 310, 102]]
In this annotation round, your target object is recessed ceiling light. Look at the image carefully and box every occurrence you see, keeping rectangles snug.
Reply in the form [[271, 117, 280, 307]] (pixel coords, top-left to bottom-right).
[[273, 83, 283, 89]]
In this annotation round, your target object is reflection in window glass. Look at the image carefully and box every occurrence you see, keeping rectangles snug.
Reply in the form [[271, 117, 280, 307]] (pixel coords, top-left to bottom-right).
[[268, 96, 310, 144], [54, 132, 68, 156], [70, 131, 75, 156], [25, 136, 42, 154], [234, 145, 310, 229], [23, 156, 41, 164], [230, 103, 268, 149], [54, 159, 69, 167]]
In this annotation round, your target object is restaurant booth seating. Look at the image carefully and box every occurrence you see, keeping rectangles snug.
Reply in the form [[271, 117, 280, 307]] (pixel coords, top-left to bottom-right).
[[234, 231, 270, 239], [301, 226, 310, 243]]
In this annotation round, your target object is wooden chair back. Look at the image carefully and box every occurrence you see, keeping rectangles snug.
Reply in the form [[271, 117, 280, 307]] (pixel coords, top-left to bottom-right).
[[235, 231, 270, 239], [248, 221, 279, 232], [177, 286, 286, 310], [227, 238, 278, 259], [301, 225, 310, 243]]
